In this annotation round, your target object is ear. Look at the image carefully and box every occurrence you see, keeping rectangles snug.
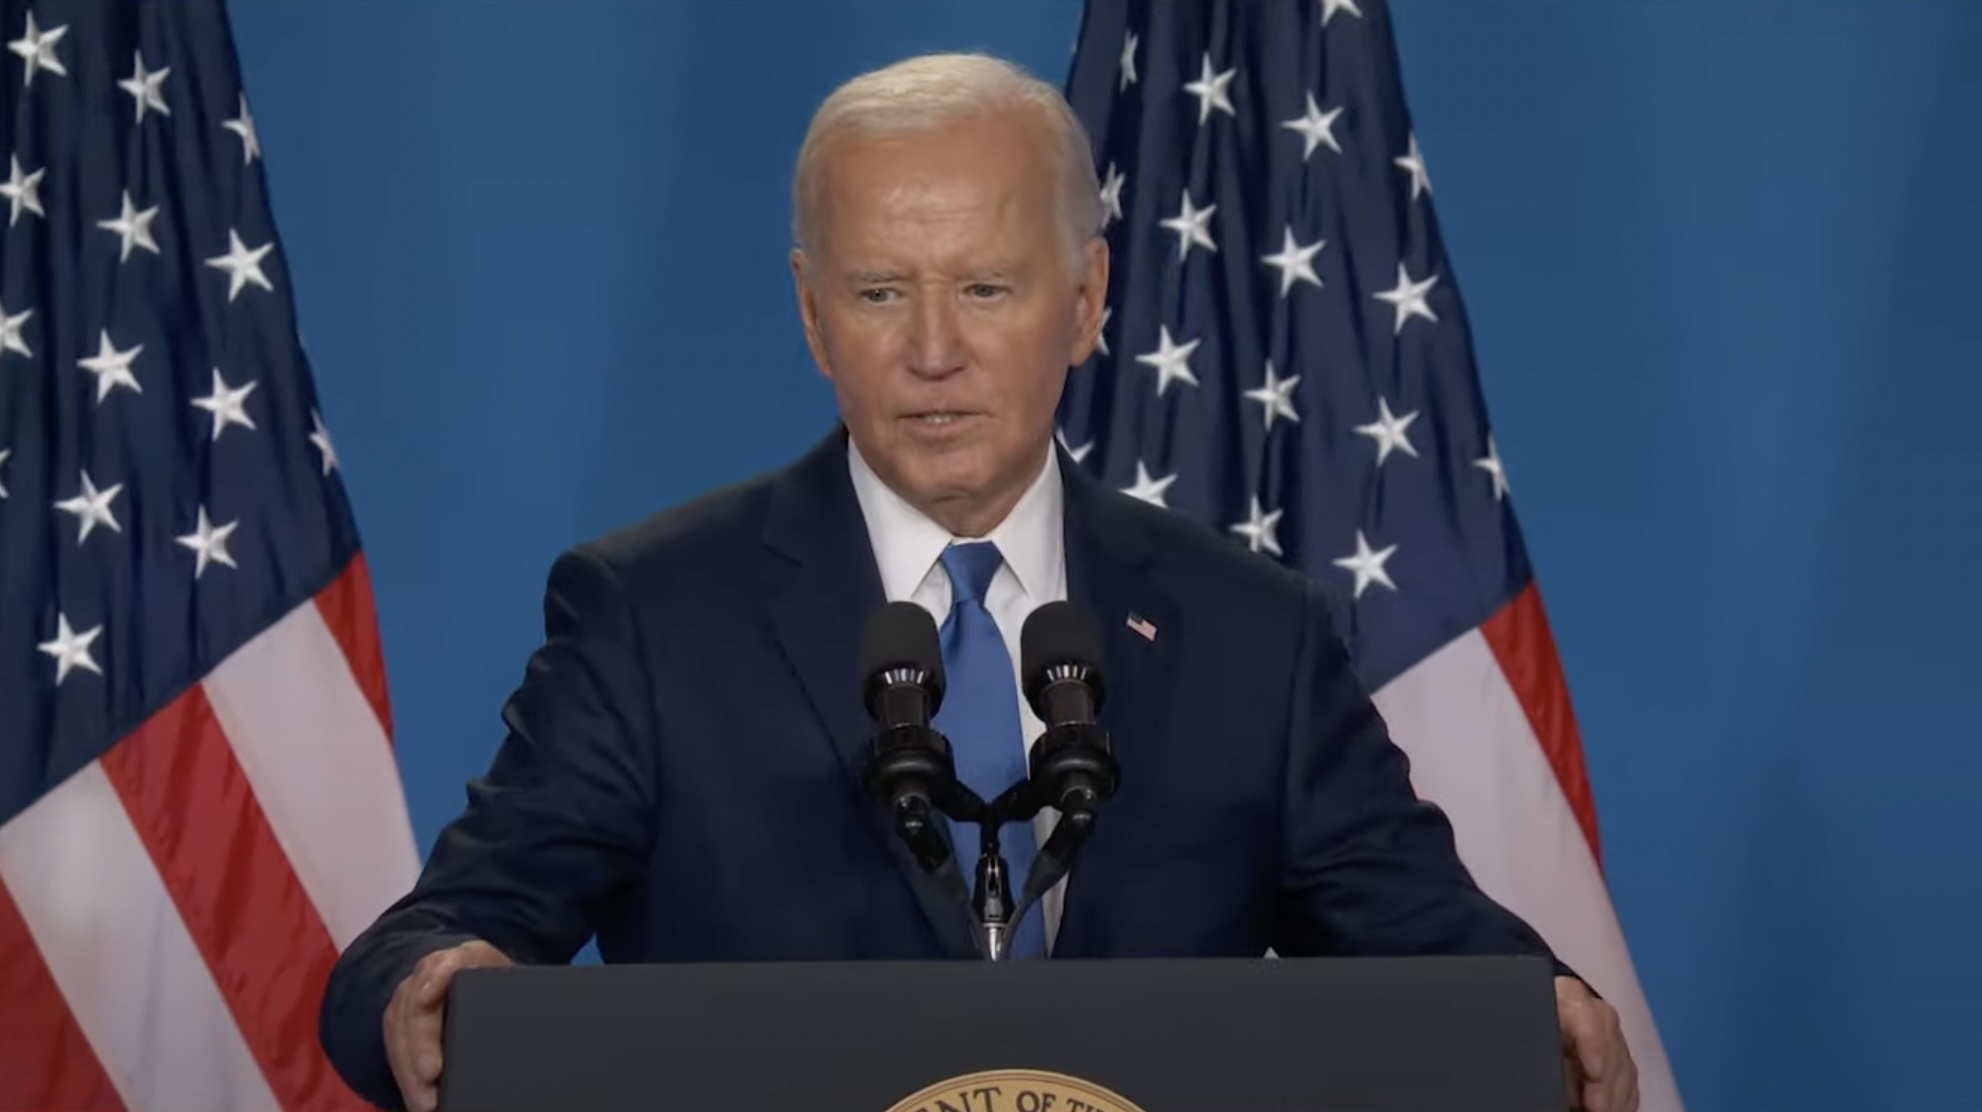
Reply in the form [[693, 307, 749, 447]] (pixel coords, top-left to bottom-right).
[[791, 247, 835, 382], [1065, 236, 1111, 368]]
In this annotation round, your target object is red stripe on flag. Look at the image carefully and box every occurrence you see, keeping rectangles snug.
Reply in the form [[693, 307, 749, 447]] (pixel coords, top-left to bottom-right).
[[0, 872, 127, 1112], [1480, 584, 1603, 867], [314, 553, 395, 741], [99, 688, 372, 1112]]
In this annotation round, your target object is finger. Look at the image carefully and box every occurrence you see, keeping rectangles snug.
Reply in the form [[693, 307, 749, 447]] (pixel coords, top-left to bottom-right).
[[411, 954, 458, 1009], [387, 967, 450, 1103], [1562, 1012, 1598, 1075], [1578, 1035, 1609, 1089], [409, 1004, 445, 1080], [1565, 1031, 1609, 1111], [394, 943, 509, 1110], [415, 942, 508, 1006], [1578, 1034, 1631, 1112], [384, 1001, 434, 1112], [1611, 1051, 1640, 1112], [405, 1002, 446, 1112]]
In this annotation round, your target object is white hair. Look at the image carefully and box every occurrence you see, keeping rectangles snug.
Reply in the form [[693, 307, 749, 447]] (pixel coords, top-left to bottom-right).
[[791, 52, 1104, 270]]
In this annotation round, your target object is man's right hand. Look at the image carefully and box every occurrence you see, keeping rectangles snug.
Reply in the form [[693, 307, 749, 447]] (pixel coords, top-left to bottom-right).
[[383, 939, 513, 1112]]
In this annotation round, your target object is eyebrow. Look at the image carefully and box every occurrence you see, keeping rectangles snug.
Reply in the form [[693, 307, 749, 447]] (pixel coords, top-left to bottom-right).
[[844, 267, 1022, 285]]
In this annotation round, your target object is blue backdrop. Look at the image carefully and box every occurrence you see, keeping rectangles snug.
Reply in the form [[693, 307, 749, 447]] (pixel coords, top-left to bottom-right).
[[224, 2, 1982, 1110]]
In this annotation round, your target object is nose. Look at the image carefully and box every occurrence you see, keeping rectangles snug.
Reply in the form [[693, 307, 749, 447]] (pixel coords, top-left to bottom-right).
[[906, 291, 966, 379]]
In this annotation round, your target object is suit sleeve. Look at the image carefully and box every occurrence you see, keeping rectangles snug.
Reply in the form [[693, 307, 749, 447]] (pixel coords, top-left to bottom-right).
[[319, 545, 661, 1110], [1271, 577, 1574, 978]]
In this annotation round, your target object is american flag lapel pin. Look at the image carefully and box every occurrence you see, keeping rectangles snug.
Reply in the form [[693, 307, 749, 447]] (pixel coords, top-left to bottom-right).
[[1126, 612, 1157, 642]]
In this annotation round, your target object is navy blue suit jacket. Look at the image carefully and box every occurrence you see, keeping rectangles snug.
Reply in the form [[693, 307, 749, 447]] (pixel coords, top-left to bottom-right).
[[320, 428, 1562, 1110]]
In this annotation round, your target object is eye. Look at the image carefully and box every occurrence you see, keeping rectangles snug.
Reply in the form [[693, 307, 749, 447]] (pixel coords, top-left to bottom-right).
[[966, 283, 1007, 299], [858, 288, 896, 304]]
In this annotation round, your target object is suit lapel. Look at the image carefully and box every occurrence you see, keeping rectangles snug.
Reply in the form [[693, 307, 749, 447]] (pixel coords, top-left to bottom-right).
[[761, 430, 980, 958], [1053, 452, 1177, 956]]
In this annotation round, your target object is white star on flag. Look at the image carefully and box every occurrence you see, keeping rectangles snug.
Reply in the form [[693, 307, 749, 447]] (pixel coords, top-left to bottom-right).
[[1161, 189, 1217, 261], [1373, 262, 1439, 333], [77, 330, 143, 402], [1320, 0, 1364, 25], [1230, 496, 1285, 557], [224, 94, 260, 163], [177, 506, 241, 579], [1057, 427, 1093, 464], [1, 153, 45, 226], [1120, 460, 1178, 508], [1135, 325, 1200, 396], [118, 50, 171, 122], [1183, 53, 1236, 124], [37, 613, 103, 685], [1355, 396, 1420, 465], [1243, 362, 1301, 431], [98, 190, 162, 262], [7, 12, 66, 87], [0, 447, 10, 499], [1098, 162, 1125, 225], [1262, 226, 1325, 296], [1094, 305, 1111, 357], [1282, 92, 1344, 159], [191, 368, 258, 440], [54, 470, 123, 543], [0, 300, 32, 358], [1395, 132, 1432, 200], [1333, 529, 1398, 599], [207, 229, 275, 301], [1475, 435, 1510, 500], [309, 409, 339, 475], [1118, 30, 1138, 91]]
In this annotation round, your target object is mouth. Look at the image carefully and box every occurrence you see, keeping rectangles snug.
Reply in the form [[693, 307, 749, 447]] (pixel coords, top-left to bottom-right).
[[901, 411, 978, 426]]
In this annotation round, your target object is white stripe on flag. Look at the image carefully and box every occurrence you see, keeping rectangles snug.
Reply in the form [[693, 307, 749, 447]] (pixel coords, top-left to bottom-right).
[[0, 761, 280, 1112], [1373, 627, 1682, 1112], [204, 599, 420, 950]]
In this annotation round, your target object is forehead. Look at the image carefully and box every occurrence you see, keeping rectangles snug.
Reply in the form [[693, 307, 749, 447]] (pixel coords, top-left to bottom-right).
[[817, 112, 1058, 241]]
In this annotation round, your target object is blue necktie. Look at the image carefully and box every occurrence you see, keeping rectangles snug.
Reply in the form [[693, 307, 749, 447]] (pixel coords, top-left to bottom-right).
[[933, 541, 1047, 959]]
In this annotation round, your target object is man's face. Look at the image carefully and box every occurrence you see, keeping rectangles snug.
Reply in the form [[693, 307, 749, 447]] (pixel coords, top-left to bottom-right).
[[793, 109, 1107, 536]]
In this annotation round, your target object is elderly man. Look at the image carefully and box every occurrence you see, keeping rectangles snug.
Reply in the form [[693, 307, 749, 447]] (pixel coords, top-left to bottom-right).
[[318, 52, 1638, 1112]]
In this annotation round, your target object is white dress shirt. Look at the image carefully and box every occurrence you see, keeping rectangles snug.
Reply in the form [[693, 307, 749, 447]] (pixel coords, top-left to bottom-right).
[[846, 437, 1068, 951]]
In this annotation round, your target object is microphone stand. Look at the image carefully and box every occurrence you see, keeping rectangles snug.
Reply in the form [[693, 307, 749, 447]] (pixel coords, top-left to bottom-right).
[[971, 818, 1016, 961], [926, 781, 1028, 962], [964, 780, 1084, 961], [867, 726, 1116, 962]]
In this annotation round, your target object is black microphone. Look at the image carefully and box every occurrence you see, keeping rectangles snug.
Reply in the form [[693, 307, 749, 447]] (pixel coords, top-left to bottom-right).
[[859, 601, 957, 875], [1020, 601, 1120, 819], [1005, 601, 1121, 927]]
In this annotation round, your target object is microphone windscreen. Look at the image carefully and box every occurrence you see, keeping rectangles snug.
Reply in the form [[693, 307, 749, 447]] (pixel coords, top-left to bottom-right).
[[1020, 601, 1105, 693], [860, 600, 944, 690]]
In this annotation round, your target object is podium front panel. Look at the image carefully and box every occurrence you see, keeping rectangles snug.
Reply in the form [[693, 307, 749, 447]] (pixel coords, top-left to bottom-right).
[[442, 956, 1562, 1112]]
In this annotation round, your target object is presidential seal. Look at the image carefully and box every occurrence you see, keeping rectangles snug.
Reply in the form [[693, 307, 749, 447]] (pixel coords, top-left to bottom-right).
[[881, 1068, 1148, 1112]]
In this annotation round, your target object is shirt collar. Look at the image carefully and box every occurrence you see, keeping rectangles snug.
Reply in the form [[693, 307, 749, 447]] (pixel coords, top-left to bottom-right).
[[846, 435, 1064, 605]]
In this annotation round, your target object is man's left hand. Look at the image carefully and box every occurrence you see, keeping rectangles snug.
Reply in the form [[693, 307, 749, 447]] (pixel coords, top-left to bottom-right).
[[1555, 975, 1638, 1112]]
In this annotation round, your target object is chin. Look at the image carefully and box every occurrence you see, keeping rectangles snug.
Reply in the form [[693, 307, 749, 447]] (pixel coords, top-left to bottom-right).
[[902, 461, 989, 503]]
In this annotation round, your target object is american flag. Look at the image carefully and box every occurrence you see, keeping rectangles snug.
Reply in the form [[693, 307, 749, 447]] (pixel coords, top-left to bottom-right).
[[0, 2, 417, 1109], [1058, 2, 1682, 1108]]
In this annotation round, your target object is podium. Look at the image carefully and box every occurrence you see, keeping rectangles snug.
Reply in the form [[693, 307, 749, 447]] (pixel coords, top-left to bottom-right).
[[439, 955, 1565, 1112]]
